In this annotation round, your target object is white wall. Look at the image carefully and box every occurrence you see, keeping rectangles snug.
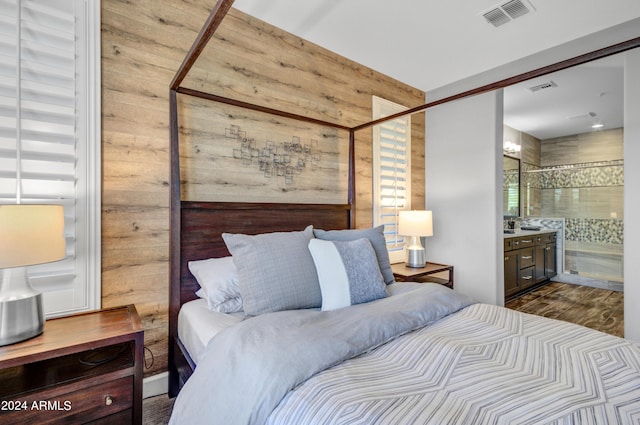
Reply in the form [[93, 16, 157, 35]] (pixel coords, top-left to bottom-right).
[[624, 49, 640, 342], [425, 90, 504, 305]]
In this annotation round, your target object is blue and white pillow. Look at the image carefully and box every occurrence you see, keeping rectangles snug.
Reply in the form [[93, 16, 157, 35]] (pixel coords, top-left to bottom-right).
[[308, 238, 388, 311], [313, 225, 395, 284]]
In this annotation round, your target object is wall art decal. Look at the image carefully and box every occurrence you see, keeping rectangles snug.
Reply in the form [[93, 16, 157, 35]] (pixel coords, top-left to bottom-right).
[[226, 125, 320, 185]]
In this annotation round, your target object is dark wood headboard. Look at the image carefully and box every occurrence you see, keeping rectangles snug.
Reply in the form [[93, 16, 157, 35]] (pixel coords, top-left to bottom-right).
[[168, 200, 352, 396], [174, 201, 352, 308]]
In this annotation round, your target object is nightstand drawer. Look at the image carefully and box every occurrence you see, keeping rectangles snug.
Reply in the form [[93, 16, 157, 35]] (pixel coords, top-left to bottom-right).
[[0, 376, 132, 424]]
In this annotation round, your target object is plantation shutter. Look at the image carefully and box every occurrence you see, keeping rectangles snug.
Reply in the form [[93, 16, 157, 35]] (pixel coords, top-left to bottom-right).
[[372, 96, 411, 263], [0, 0, 100, 317]]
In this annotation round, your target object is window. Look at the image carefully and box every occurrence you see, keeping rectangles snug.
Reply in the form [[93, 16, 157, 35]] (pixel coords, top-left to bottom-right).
[[372, 96, 411, 263], [0, 0, 100, 317]]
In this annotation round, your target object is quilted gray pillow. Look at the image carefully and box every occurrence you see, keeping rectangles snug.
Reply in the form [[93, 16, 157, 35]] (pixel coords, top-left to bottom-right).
[[313, 225, 395, 284], [222, 226, 320, 316]]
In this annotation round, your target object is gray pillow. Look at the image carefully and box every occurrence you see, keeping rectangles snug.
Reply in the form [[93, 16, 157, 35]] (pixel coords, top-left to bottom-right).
[[308, 238, 387, 311], [313, 225, 395, 284], [222, 226, 321, 316]]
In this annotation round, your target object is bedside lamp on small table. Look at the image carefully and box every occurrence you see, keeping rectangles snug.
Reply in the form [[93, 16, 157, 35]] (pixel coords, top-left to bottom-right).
[[398, 210, 433, 268], [0, 204, 66, 346]]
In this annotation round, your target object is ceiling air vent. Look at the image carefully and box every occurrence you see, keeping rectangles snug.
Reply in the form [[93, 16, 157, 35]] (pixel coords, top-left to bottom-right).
[[483, 8, 511, 27], [501, 0, 531, 19], [528, 80, 557, 93], [482, 0, 535, 27]]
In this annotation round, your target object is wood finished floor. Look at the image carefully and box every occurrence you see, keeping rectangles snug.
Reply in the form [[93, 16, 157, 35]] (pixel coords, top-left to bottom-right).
[[505, 281, 624, 337]]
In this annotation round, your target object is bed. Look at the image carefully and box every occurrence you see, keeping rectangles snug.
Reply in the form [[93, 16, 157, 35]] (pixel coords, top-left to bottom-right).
[[167, 211, 640, 424], [167, 2, 640, 423]]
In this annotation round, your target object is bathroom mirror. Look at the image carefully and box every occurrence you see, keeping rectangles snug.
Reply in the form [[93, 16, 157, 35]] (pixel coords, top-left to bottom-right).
[[503, 155, 520, 217]]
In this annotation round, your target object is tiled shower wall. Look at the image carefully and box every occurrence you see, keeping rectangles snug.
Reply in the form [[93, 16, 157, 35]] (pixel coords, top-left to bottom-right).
[[523, 128, 624, 282]]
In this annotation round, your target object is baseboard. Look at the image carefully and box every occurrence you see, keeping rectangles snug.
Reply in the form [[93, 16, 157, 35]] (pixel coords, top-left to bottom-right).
[[143, 371, 169, 399]]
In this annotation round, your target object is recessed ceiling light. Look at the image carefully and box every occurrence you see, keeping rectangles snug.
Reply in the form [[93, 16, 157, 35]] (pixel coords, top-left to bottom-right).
[[592, 123, 604, 129]]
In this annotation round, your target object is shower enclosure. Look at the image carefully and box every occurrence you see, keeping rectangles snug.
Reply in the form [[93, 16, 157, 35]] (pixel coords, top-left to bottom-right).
[[522, 128, 624, 287]]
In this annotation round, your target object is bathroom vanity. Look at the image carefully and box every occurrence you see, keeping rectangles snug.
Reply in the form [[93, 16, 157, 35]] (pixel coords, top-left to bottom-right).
[[504, 230, 557, 299]]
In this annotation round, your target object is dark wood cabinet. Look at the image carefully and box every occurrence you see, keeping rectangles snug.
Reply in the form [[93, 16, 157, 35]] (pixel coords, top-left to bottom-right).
[[535, 244, 547, 284], [0, 305, 143, 424], [504, 232, 557, 300], [504, 251, 519, 297], [545, 242, 557, 279]]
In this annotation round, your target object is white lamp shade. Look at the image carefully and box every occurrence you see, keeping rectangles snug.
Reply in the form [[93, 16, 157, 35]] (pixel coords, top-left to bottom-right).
[[0, 205, 66, 268], [398, 210, 433, 237]]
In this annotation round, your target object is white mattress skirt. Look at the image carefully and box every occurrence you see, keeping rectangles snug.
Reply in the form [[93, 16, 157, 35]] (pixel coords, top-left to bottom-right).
[[178, 299, 244, 364]]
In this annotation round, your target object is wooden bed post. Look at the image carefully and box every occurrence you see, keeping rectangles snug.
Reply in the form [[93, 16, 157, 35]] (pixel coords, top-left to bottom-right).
[[170, 0, 236, 91], [168, 0, 236, 398], [348, 129, 356, 229], [168, 88, 181, 397]]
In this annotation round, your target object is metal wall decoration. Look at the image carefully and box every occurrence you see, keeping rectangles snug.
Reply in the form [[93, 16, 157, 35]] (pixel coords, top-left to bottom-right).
[[226, 125, 320, 185]]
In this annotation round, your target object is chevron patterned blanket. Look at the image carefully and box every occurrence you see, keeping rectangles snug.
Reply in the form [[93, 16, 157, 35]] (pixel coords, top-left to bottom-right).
[[171, 284, 640, 425], [268, 303, 640, 425]]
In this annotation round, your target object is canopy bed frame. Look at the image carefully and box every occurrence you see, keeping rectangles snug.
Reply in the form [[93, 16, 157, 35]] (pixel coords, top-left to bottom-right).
[[168, 0, 640, 397]]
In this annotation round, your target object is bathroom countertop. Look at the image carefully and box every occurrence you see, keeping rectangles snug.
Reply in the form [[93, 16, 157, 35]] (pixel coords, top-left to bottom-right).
[[503, 228, 558, 239]]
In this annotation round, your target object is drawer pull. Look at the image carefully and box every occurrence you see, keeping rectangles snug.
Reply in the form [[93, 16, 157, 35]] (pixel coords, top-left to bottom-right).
[[505, 256, 509, 261], [521, 256, 532, 260], [521, 239, 532, 243], [522, 276, 533, 280], [105, 395, 113, 406]]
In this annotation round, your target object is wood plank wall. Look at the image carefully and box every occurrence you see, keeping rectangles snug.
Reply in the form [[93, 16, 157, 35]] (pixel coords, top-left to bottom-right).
[[101, 1, 425, 377]]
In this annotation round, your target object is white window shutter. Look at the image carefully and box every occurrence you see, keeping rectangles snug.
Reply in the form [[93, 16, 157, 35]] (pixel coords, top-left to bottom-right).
[[0, 0, 100, 317], [372, 96, 411, 263]]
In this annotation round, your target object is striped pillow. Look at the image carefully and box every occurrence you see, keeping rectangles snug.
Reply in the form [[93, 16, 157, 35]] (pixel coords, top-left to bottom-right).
[[308, 238, 387, 311]]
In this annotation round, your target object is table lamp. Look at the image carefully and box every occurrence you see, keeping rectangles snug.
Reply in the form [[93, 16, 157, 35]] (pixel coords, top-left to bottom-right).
[[398, 210, 433, 268], [0, 204, 66, 346]]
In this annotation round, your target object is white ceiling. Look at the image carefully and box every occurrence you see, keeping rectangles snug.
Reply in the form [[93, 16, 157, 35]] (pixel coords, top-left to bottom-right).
[[233, 0, 640, 139], [504, 54, 625, 139]]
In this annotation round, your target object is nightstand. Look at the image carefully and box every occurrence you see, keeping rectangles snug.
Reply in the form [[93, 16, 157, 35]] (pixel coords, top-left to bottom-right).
[[0, 305, 143, 424], [391, 262, 454, 289]]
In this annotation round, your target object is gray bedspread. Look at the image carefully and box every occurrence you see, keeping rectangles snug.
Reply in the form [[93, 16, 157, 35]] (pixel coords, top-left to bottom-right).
[[169, 283, 475, 425]]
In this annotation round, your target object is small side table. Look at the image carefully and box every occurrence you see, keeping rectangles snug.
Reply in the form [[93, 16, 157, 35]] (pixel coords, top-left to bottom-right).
[[391, 262, 454, 289], [0, 305, 143, 424]]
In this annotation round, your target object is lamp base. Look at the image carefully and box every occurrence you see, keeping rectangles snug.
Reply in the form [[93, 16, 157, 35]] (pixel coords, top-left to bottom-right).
[[0, 293, 44, 346], [0, 267, 44, 346], [405, 236, 426, 268]]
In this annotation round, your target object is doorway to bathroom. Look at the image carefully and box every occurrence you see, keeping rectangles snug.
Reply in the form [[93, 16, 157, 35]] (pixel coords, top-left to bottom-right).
[[503, 53, 624, 293]]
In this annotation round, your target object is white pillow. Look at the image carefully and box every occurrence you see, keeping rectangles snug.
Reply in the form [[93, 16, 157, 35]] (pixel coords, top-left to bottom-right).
[[308, 238, 387, 311], [189, 256, 243, 313]]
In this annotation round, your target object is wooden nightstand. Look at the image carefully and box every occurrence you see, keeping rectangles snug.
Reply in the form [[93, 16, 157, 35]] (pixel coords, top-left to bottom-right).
[[0, 305, 143, 424], [391, 262, 454, 289]]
